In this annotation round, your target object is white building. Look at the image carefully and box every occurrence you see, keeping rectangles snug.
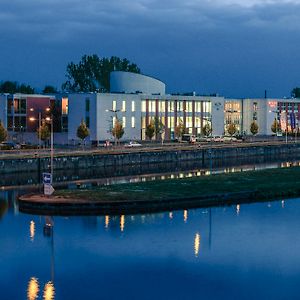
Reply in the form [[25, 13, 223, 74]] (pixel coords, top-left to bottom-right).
[[68, 72, 225, 143]]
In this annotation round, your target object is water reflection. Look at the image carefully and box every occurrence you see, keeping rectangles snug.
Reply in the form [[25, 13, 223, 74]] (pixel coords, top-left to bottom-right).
[[30, 221, 35, 242], [236, 204, 240, 216], [120, 215, 125, 232], [184, 210, 188, 223], [43, 281, 55, 300], [27, 277, 39, 300], [105, 215, 110, 229], [194, 233, 201, 257], [282, 200, 285, 208]]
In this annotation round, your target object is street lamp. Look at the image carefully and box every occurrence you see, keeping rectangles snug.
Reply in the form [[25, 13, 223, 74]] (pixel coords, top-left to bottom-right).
[[45, 115, 54, 175]]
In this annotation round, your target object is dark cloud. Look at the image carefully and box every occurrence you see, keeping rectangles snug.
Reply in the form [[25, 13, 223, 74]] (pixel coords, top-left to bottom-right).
[[0, 0, 300, 97]]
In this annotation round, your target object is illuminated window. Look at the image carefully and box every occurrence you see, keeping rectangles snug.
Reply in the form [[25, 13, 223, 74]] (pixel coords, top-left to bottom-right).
[[131, 116, 135, 128], [62, 98, 68, 115], [122, 116, 126, 128], [112, 100, 117, 111], [122, 101, 126, 112], [132, 101, 135, 112], [141, 101, 146, 113]]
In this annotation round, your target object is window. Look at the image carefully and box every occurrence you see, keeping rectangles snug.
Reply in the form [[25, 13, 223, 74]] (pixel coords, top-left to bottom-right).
[[122, 116, 126, 128], [131, 116, 135, 128], [141, 101, 146, 113], [122, 101, 126, 112], [112, 100, 116, 111], [132, 101, 135, 112], [85, 98, 90, 112], [62, 98, 68, 115]]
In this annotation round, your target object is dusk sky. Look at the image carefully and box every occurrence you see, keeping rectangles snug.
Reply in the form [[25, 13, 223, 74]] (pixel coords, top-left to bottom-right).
[[0, 0, 300, 98]]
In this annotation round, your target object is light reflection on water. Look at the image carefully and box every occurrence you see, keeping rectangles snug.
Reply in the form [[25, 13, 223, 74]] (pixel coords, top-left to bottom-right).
[[2, 194, 300, 299]]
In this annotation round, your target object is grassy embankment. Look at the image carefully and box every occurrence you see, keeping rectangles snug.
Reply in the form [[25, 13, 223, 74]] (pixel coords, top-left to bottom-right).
[[55, 166, 300, 203]]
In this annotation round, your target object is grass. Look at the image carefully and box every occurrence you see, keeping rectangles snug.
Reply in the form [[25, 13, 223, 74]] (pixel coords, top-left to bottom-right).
[[55, 166, 300, 203]]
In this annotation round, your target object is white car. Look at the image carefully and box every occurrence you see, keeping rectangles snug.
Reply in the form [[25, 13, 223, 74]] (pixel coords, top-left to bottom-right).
[[124, 141, 142, 148]]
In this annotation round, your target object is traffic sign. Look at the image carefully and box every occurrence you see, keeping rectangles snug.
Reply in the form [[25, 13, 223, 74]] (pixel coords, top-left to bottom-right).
[[44, 184, 55, 196], [42, 173, 52, 185]]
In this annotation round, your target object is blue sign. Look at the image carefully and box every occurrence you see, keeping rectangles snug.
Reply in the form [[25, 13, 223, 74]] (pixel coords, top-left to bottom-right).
[[290, 113, 296, 130], [42, 173, 52, 185]]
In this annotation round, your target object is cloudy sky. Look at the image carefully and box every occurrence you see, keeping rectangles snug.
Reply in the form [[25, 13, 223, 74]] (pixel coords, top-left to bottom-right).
[[0, 0, 300, 97]]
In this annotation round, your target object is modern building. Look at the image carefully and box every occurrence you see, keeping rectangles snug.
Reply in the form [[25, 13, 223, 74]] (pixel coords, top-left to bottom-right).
[[0, 93, 68, 143], [68, 72, 225, 143], [1, 71, 300, 145]]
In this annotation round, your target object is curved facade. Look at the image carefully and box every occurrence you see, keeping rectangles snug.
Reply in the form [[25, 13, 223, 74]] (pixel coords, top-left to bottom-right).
[[110, 71, 166, 95]]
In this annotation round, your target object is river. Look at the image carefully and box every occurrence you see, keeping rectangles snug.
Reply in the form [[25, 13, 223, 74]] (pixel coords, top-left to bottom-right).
[[1, 190, 300, 299]]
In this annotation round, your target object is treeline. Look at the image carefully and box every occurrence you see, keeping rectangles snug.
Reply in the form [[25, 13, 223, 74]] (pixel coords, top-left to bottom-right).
[[0, 54, 140, 94]]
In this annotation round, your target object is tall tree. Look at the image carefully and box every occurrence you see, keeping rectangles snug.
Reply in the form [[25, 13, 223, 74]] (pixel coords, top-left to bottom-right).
[[37, 119, 50, 147], [271, 119, 280, 134], [202, 123, 212, 137], [227, 123, 237, 137], [62, 54, 141, 92], [145, 121, 155, 141], [291, 87, 300, 98], [43, 85, 58, 94], [250, 121, 259, 135], [174, 120, 186, 141], [0, 81, 35, 94], [111, 118, 124, 145], [154, 116, 164, 140], [0, 120, 8, 143], [77, 119, 90, 146]]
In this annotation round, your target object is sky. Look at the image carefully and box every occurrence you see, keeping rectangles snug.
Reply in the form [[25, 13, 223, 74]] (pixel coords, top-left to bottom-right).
[[0, 0, 300, 98]]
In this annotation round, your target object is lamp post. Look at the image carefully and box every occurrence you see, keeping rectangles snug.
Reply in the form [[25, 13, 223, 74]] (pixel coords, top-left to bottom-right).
[[46, 115, 54, 176]]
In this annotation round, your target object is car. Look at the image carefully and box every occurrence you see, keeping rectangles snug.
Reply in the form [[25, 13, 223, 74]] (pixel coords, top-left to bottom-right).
[[212, 136, 223, 142], [222, 136, 238, 142], [0, 141, 21, 150], [124, 141, 142, 148]]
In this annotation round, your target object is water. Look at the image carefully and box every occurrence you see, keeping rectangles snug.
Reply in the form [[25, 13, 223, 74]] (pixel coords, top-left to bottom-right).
[[1, 192, 300, 299]]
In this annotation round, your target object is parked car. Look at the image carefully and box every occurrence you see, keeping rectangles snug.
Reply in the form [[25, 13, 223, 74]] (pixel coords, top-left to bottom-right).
[[181, 134, 196, 143], [212, 136, 223, 142], [124, 141, 142, 148], [0, 141, 21, 150], [223, 136, 238, 142]]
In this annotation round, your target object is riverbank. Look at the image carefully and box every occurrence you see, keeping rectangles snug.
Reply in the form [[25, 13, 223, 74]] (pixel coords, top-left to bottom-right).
[[2, 141, 300, 174], [19, 166, 300, 215]]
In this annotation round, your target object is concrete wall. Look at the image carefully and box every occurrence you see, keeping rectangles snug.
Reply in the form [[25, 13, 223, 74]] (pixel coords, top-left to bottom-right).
[[211, 97, 225, 136], [1, 144, 299, 175], [110, 71, 166, 95], [68, 93, 97, 142]]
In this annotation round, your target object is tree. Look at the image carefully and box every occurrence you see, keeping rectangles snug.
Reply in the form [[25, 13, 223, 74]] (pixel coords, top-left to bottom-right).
[[145, 120, 155, 141], [202, 123, 212, 137], [154, 116, 164, 140], [0, 81, 35, 94], [77, 119, 90, 146], [0, 120, 8, 143], [43, 85, 58, 94], [227, 123, 237, 137], [62, 54, 141, 92], [37, 119, 50, 146], [271, 119, 280, 134], [174, 120, 186, 141], [111, 118, 124, 144], [291, 87, 300, 98], [250, 121, 259, 135]]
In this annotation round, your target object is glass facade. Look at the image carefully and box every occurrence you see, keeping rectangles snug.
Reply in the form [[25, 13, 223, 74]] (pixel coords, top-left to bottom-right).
[[141, 98, 211, 140], [224, 100, 242, 134]]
